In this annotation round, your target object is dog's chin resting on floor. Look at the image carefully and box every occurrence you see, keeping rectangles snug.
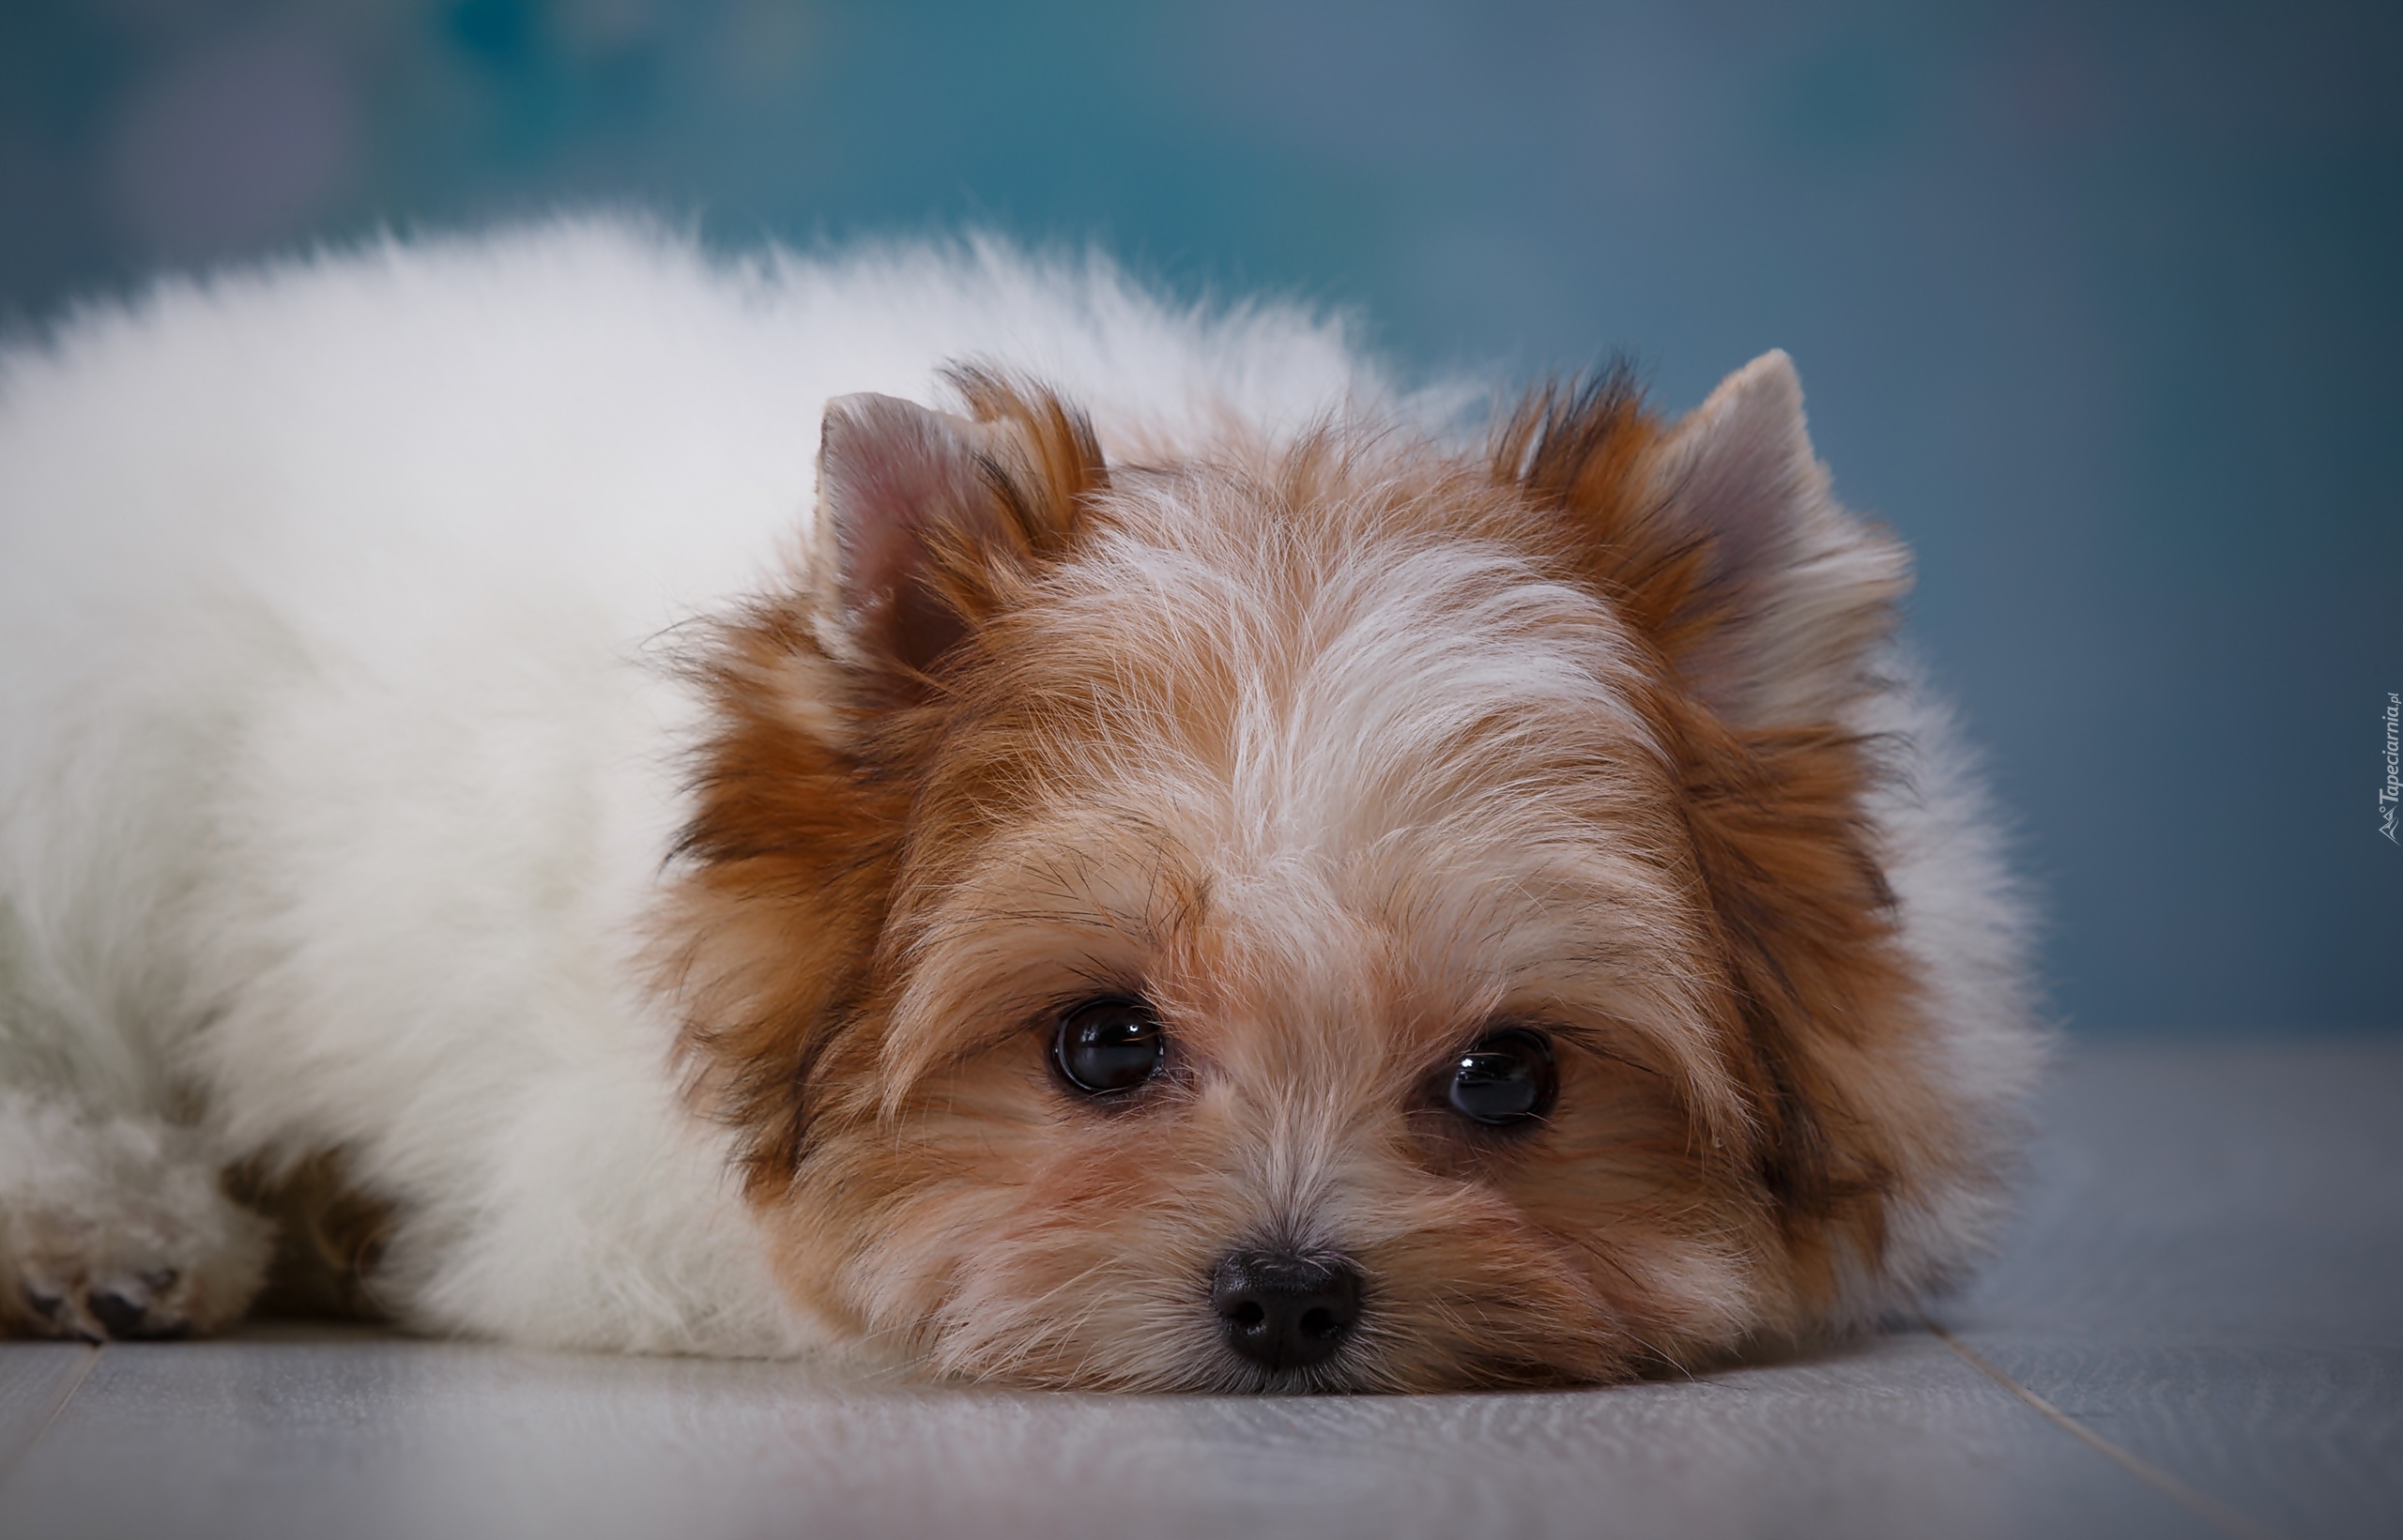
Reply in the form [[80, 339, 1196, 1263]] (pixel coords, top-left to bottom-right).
[[0, 219, 2043, 1392]]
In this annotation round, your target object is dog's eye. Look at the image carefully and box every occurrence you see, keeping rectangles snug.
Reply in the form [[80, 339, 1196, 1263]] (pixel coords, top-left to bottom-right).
[[1052, 998, 1165, 1095], [1446, 1028, 1558, 1126]]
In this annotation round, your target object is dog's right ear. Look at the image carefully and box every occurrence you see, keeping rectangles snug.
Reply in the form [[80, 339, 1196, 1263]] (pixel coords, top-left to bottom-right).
[[811, 393, 1007, 679], [812, 380, 1108, 683], [666, 380, 1105, 1189], [672, 391, 1005, 1191]]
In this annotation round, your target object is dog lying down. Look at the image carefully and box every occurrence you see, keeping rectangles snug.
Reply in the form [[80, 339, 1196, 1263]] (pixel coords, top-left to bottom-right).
[[0, 221, 2043, 1391]]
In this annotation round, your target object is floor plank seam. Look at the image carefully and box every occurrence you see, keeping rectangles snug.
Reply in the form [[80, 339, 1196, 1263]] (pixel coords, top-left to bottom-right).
[[0, 1345, 101, 1491], [1925, 1322, 2287, 1540]]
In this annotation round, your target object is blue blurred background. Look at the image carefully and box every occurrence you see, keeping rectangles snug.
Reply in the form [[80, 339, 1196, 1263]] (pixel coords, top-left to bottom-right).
[[2, 0, 2395, 1034]]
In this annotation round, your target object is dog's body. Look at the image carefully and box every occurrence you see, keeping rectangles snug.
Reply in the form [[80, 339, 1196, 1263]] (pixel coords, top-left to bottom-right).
[[0, 221, 2042, 1387]]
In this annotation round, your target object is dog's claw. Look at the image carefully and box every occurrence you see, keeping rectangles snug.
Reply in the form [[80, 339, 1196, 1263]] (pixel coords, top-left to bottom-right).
[[86, 1288, 150, 1339]]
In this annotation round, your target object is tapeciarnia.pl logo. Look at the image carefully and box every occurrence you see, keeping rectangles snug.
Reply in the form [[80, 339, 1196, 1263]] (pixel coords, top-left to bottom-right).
[[2382, 692, 2400, 844]]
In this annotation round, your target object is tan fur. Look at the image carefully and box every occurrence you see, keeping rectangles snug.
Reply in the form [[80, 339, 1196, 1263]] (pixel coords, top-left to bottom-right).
[[657, 368, 1995, 1391], [223, 1151, 395, 1322]]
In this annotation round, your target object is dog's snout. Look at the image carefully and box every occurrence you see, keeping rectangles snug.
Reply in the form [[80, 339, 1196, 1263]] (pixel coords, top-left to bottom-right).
[[1210, 1249, 1363, 1373]]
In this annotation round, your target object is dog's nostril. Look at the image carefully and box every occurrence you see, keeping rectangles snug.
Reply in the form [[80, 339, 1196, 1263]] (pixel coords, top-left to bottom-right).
[[1210, 1248, 1364, 1375]]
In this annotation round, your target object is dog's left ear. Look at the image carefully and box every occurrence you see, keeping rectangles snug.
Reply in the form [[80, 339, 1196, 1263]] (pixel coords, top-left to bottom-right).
[[1642, 351, 1908, 728], [1508, 352, 1907, 729]]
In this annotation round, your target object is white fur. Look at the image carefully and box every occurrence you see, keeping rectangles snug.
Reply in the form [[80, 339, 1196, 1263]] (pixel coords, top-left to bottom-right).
[[0, 219, 1380, 1352], [0, 217, 2034, 1356], [1647, 351, 2048, 1314], [1851, 653, 2050, 1308]]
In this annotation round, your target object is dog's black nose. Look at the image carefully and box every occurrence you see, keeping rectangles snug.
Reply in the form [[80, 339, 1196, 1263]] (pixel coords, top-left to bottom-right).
[[1211, 1249, 1363, 1372]]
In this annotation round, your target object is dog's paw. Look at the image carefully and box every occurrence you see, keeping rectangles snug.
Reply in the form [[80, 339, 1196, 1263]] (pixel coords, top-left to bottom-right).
[[15, 1227, 195, 1341], [8, 1206, 260, 1341], [0, 1100, 273, 1342]]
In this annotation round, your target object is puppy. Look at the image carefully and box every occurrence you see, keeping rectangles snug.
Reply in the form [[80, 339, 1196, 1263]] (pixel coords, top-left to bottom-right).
[[0, 221, 2042, 1389]]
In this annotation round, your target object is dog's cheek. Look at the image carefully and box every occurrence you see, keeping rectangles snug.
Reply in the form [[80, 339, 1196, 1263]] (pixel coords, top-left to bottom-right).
[[1475, 1049, 1769, 1365], [788, 1037, 1216, 1375], [1346, 1200, 1629, 1389], [729, 1038, 1044, 1349], [879, 1066, 1269, 1390], [921, 1132, 1244, 1389]]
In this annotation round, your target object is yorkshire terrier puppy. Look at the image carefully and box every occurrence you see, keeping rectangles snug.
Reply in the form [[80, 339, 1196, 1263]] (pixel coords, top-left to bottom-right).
[[0, 221, 2041, 1389]]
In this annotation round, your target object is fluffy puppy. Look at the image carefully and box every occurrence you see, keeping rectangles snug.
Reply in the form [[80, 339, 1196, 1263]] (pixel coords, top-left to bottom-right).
[[0, 221, 2042, 1388]]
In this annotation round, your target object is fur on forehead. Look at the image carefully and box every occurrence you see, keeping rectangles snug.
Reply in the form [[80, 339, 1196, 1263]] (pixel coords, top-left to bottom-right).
[[870, 486, 1726, 1115], [662, 359, 1930, 1320]]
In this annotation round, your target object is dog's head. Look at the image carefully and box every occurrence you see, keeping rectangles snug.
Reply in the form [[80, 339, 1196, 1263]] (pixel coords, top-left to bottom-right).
[[661, 356, 1970, 1391]]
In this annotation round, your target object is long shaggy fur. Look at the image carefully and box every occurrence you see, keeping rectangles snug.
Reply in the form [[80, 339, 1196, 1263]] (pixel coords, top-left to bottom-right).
[[0, 219, 2043, 1381]]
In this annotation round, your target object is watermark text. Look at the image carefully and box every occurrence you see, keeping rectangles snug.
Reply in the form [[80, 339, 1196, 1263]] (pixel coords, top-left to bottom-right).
[[2382, 691, 2399, 843]]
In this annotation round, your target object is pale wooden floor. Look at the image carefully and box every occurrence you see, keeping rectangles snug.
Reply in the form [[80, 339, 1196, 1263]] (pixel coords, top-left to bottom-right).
[[3, 1038, 2396, 1540]]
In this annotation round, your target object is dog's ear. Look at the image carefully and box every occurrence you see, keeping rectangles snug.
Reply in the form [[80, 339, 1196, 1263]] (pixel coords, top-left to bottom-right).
[[1638, 359, 1925, 1273], [812, 393, 1005, 678], [812, 376, 1106, 682], [1641, 351, 1906, 728], [1505, 352, 1906, 729], [669, 377, 1104, 1189]]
